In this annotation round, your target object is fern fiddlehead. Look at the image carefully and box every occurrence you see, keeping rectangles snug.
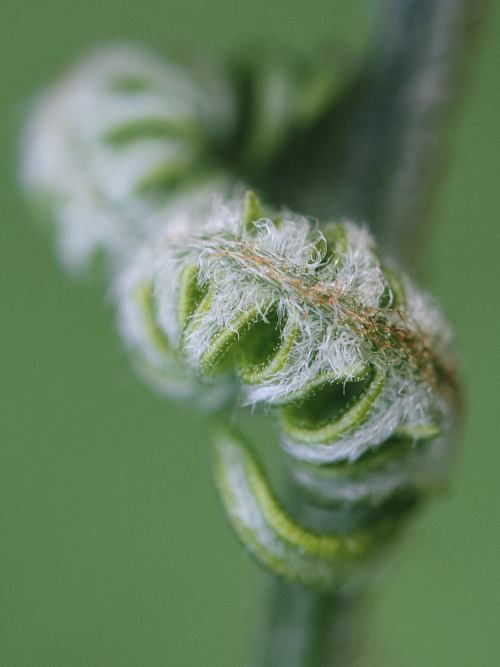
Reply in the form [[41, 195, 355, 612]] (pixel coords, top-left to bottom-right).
[[21, 47, 460, 595], [117, 189, 458, 588]]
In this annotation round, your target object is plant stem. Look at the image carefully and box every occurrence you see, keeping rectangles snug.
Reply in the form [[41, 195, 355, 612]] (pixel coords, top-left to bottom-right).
[[252, 577, 366, 667]]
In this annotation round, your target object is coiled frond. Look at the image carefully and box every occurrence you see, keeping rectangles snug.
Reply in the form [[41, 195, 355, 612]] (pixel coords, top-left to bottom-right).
[[119, 191, 456, 449], [21, 48, 460, 591], [213, 427, 401, 591], [117, 191, 458, 587]]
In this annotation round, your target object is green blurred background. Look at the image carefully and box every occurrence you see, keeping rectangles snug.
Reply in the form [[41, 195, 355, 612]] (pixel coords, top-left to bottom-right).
[[1, 1, 499, 665]]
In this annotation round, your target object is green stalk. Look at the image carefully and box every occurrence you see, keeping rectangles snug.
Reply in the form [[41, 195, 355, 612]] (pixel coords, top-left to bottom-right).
[[253, 578, 365, 667]]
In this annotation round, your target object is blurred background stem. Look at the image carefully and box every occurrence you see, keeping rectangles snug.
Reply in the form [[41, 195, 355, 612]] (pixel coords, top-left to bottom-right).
[[265, 0, 487, 273]]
